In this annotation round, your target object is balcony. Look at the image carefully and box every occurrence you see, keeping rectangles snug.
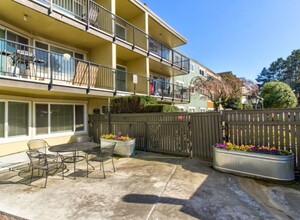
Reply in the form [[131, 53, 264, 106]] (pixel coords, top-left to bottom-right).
[[30, 0, 189, 72], [0, 39, 189, 102]]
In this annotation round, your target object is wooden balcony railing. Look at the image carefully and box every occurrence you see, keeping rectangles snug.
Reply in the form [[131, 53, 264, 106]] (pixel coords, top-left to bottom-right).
[[0, 39, 190, 101], [32, 0, 190, 72]]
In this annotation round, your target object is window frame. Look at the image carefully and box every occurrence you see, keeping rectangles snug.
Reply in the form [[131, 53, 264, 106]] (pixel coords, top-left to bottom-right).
[[0, 99, 31, 141], [33, 102, 87, 138]]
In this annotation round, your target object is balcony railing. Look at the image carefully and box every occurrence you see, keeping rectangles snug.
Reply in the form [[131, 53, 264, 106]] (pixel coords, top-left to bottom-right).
[[32, 0, 190, 72], [0, 39, 190, 101], [149, 78, 189, 102]]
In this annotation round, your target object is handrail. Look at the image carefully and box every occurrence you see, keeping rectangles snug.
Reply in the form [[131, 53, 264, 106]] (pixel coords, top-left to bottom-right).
[[0, 39, 190, 101], [32, 0, 190, 72]]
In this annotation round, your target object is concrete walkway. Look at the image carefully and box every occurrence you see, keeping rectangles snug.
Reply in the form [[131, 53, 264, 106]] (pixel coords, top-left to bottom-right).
[[0, 151, 299, 220]]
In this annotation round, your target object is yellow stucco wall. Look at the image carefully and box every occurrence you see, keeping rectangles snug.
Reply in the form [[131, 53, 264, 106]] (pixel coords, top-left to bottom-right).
[[88, 98, 109, 114], [90, 42, 113, 67], [127, 57, 148, 94]]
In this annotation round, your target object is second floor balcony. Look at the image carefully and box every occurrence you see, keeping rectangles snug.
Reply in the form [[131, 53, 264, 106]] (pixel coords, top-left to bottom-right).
[[28, 0, 190, 72], [0, 39, 190, 102]]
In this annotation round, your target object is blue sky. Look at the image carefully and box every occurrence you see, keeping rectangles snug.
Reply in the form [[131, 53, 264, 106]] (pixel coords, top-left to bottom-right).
[[142, 0, 300, 80]]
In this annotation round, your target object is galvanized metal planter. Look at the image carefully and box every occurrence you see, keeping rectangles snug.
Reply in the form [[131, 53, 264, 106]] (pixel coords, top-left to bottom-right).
[[101, 138, 136, 157], [213, 146, 295, 181]]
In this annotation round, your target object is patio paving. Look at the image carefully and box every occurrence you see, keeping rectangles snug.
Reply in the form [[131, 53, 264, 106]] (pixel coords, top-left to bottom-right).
[[0, 151, 299, 220]]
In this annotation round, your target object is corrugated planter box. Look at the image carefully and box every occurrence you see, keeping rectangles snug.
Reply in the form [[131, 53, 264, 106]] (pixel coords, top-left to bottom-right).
[[101, 138, 136, 157], [213, 146, 295, 181]]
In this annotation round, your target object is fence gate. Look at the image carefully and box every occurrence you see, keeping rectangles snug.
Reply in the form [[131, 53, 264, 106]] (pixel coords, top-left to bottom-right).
[[190, 112, 222, 160], [89, 113, 191, 157]]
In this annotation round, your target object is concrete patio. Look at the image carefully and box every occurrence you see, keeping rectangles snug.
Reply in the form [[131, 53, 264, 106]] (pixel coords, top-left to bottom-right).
[[0, 151, 299, 220]]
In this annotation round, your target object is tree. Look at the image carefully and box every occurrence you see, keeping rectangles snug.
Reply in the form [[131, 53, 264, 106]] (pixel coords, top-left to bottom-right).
[[240, 77, 259, 96], [256, 49, 300, 92], [261, 82, 297, 108], [192, 76, 230, 110], [282, 50, 300, 91], [256, 67, 275, 89], [192, 72, 243, 110]]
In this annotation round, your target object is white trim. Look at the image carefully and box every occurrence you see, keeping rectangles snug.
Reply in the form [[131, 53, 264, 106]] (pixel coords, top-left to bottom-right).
[[188, 107, 196, 112], [0, 99, 31, 142], [6, 29, 30, 43], [175, 80, 184, 85]]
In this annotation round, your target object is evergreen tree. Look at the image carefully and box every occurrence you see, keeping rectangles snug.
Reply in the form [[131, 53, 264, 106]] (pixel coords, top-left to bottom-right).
[[256, 67, 273, 89]]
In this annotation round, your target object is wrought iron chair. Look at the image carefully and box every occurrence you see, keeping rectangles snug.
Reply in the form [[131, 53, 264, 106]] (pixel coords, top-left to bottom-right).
[[26, 149, 64, 188], [85, 142, 116, 178], [27, 139, 57, 159]]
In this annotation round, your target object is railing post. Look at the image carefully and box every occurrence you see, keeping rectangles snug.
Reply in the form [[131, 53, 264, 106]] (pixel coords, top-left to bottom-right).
[[87, 62, 91, 94], [172, 83, 175, 101], [181, 84, 183, 102], [160, 42, 163, 61], [113, 16, 117, 41], [113, 69, 117, 96], [147, 36, 150, 56], [180, 54, 183, 70], [132, 28, 135, 50], [48, 61, 53, 90], [86, 0, 90, 30], [48, 0, 53, 15]]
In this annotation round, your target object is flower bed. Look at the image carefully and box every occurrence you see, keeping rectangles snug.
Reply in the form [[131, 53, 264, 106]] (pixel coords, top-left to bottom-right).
[[101, 134, 135, 157], [213, 143, 294, 181]]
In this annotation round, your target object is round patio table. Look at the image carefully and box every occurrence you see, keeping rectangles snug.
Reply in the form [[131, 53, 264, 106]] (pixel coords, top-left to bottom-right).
[[49, 142, 100, 179]]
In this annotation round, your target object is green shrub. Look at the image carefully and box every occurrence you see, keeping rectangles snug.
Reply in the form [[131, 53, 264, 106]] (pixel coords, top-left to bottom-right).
[[143, 104, 179, 113], [110, 95, 177, 113], [243, 103, 253, 110]]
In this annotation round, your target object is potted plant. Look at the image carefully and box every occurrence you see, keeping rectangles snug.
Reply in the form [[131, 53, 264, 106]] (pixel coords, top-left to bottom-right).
[[101, 134, 135, 157], [213, 143, 294, 181]]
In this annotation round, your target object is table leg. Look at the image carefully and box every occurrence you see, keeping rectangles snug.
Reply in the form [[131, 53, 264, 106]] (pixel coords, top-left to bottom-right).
[[74, 151, 76, 180]]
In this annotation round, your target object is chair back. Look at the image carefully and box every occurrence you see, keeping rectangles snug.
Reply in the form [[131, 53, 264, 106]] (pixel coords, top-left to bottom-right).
[[89, 6, 99, 23], [27, 139, 49, 154], [26, 150, 47, 167], [75, 135, 92, 143], [101, 142, 116, 157]]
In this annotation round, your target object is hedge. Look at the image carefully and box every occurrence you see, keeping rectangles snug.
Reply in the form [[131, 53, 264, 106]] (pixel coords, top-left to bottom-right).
[[110, 95, 178, 113]]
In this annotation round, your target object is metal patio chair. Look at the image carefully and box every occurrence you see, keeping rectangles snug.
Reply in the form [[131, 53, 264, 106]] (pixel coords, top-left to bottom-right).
[[26, 149, 64, 188], [85, 142, 116, 178], [27, 139, 57, 159]]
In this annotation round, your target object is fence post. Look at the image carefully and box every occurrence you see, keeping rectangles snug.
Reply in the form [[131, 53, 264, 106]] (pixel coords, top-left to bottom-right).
[[108, 112, 112, 134], [144, 122, 148, 151]]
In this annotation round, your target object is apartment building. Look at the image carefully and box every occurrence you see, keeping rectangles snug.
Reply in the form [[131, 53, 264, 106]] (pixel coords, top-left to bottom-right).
[[0, 0, 190, 155], [174, 58, 221, 112], [174, 58, 207, 112]]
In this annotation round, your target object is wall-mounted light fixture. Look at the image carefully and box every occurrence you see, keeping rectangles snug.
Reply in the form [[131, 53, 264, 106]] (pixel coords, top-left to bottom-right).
[[24, 14, 28, 21], [63, 53, 71, 60]]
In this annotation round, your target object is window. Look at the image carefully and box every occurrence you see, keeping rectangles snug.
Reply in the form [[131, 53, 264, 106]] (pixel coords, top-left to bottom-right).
[[189, 84, 195, 94], [35, 103, 85, 135], [177, 106, 186, 112], [199, 69, 205, 76], [188, 107, 196, 112], [0, 102, 4, 137], [34, 41, 85, 81], [190, 64, 195, 72], [0, 101, 29, 138], [116, 23, 126, 40], [116, 65, 127, 92]]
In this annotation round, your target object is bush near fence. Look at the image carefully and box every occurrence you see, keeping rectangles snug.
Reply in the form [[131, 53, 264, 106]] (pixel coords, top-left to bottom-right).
[[110, 95, 179, 113]]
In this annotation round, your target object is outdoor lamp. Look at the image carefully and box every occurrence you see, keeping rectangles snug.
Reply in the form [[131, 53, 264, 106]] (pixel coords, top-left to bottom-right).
[[63, 53, 71, 60]]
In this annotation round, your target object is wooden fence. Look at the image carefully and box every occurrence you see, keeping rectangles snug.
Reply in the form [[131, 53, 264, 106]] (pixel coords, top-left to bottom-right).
[[89, 108, 300, 169], [89, 113, 191, 156]]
